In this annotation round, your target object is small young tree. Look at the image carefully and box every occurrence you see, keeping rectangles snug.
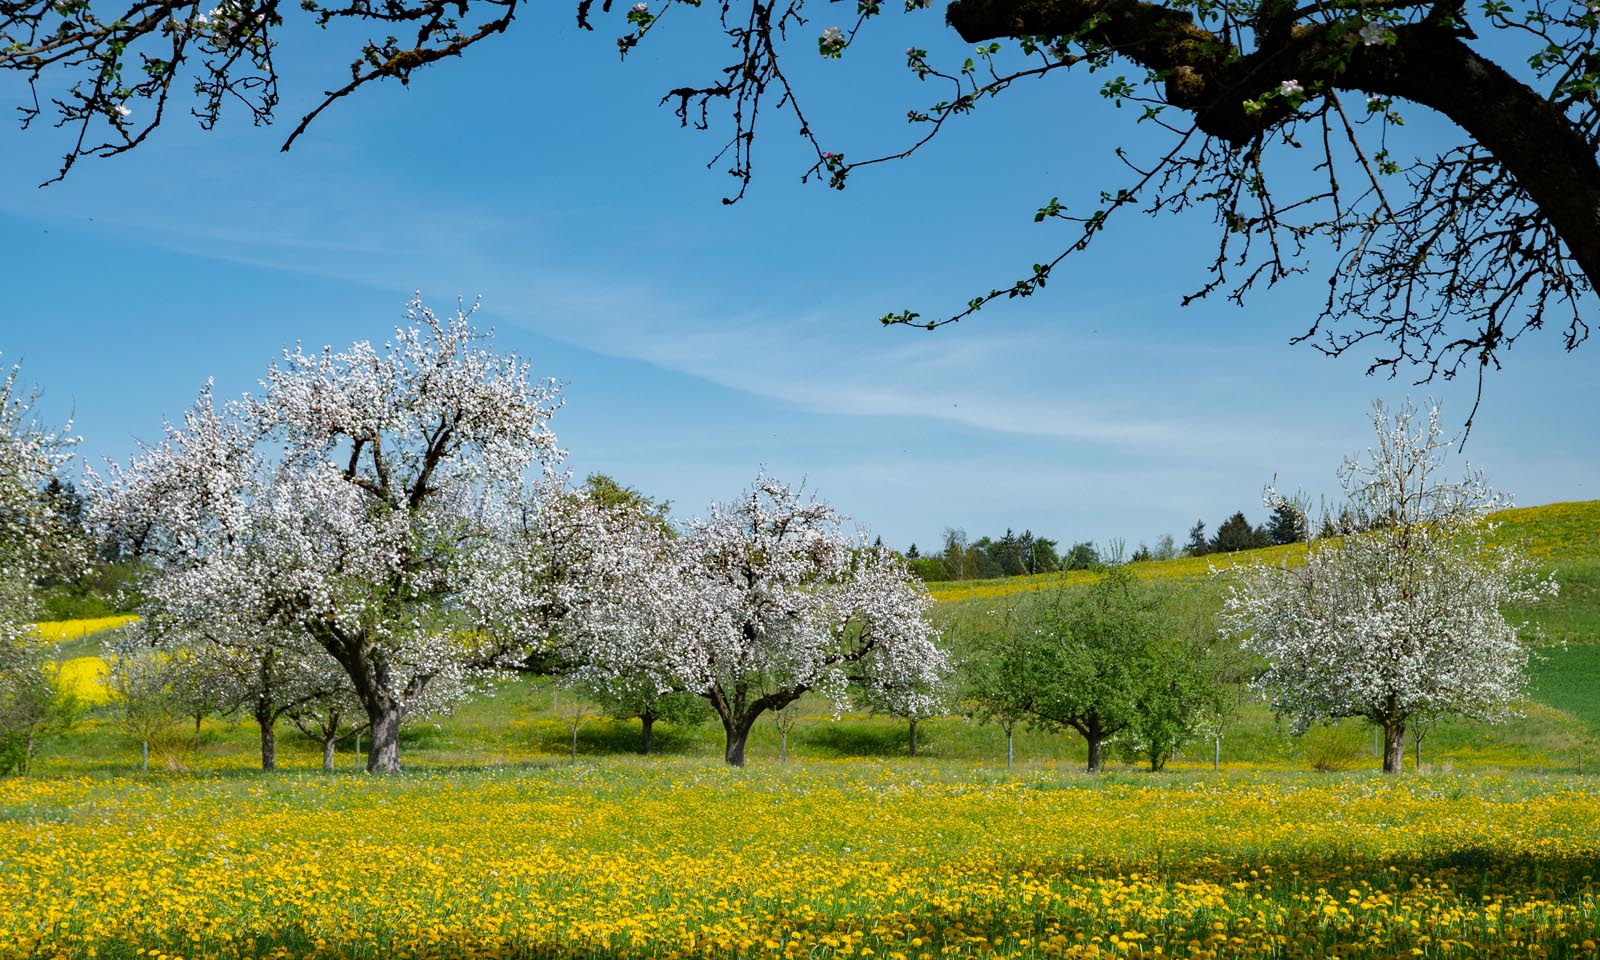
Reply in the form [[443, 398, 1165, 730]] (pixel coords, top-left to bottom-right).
[[860, 660, 949, 757], [591, 686, 708, 755], [288, 683, 368, 772], [959, 599, 1037, 770], [1115, 633, 1230, 772], [0, 628, 79, 776], [1221, 400, 1557, 774], [770, 701, 804, 763], [106, 632, 217, 771]]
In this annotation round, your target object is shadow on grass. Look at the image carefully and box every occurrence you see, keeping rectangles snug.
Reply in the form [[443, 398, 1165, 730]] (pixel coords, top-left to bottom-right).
[[801, 723, 910, 758], [523, 719, 712, 758]]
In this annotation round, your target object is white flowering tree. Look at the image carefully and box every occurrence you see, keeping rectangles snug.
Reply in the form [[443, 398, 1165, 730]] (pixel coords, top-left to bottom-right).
[[92, 298, 563, 772], [0, 362, 82, 775], [570, 477, 947, 766], [1220, 400, 1557, 774]]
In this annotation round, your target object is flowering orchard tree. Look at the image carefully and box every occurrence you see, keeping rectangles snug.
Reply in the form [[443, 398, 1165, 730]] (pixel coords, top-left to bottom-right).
[[1220, 400, 1557, 774], [0, 361, 79, 629], [92, 298, 563, 772], [0, 361, 81, 775], [566, 477, 947, 766]]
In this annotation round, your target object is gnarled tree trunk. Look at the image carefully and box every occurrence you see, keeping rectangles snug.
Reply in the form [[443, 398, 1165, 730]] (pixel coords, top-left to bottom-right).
[[707, 683, 802, 768]]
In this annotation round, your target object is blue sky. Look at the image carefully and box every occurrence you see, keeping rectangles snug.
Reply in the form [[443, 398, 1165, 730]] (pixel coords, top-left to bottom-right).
[[0, 6, 1595, 553]]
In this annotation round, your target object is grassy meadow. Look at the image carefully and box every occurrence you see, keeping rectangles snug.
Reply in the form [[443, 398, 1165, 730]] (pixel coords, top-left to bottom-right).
[[6, 501, 1600, 959]]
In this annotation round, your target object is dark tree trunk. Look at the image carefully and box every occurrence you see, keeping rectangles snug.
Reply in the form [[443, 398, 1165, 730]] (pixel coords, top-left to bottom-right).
[[1382, 718, 1406, 775], [317, 625, 408, 773], [1086, 736, 1104, 773], [723, 716, 752, 767], [257, 715, 277, 772], [366, 699, 402, 773], [908, 718, 919, 758], [640, 714, 654, 755], [707, 682, 803, 767]]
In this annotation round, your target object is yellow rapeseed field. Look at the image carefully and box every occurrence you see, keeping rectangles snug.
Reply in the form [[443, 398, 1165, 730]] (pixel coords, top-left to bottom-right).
[[0, 765, 1594, 960], [52, 655, 112, 705], [32, 615, 139, 645]]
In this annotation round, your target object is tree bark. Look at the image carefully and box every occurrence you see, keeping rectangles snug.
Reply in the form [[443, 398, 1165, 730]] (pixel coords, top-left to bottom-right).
[[366, 699, 402, 773], [944, 0, 1600, 293], [707, 683, 803, 767], [1382, 718, 1406, 774], [322, 736, 337, 772], [908, 718, 919, 758], [640, 714, 654, 756], [724, 716, 753, 767], [258, 717, 276, 772], [1086, 735, 1104, 773]]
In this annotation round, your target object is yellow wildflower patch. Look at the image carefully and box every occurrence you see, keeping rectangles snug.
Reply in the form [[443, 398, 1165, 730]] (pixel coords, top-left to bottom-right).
[[0, 766, 1593, 960]]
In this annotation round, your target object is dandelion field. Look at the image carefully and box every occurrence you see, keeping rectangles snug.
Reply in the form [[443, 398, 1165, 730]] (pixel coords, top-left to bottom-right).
[[1, 764, 1597, 960]]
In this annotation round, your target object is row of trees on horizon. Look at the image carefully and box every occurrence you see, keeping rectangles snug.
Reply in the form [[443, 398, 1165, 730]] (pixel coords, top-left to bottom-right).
[[904, 501, 1316, 583]]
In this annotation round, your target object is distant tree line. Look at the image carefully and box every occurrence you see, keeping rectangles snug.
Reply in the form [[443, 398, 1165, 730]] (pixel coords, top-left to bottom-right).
[[904, 528, 1104, 582], [908, 500, 1315, 583]]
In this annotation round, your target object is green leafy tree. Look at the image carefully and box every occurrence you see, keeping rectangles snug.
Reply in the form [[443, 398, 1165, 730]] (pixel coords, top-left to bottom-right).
[[1063, 541, 1100, 570], [959, 600, 1037, 769], [1026, 533, 1061, 574], [1024, 567, 1162, 772], [1115, 632, 1229, 771]]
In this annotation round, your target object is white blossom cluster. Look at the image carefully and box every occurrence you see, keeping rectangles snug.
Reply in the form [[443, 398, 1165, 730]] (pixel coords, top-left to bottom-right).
[[89, 297, 563, 771], [1220, 400, 1557, 744]]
